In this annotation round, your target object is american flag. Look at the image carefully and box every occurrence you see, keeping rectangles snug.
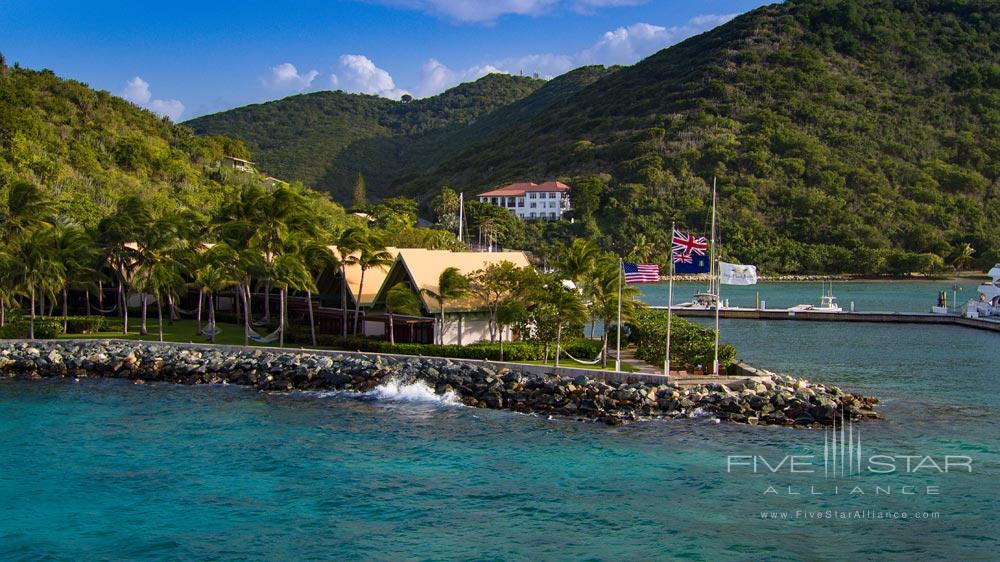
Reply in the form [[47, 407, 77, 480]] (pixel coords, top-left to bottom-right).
[[672, 228, 708, 260], [623, 262, 660, 283]]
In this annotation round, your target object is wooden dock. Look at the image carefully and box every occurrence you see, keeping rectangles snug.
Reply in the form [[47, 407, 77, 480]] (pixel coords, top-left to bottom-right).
[[650, 306, 1000, 333]]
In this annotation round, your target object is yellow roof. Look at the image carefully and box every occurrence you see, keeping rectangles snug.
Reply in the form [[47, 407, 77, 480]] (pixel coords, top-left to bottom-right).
[[392, 249, 531, 313], [328, 246, 399, 306]]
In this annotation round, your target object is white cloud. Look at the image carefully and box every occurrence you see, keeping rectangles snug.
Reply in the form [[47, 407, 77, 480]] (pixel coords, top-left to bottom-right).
[[264, 62, 319, 91], [337, 54, 409, 99], [375, 0, 559, 24], [120, 76, 185, 121], [578, 15, 736, 65]]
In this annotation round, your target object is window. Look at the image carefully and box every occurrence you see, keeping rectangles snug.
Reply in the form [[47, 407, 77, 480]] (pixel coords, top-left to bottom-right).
[[507, 197, 515, 207], [549, 212, 556, 219], [530, 202, 536, 208], [530, 212, 536, 218]]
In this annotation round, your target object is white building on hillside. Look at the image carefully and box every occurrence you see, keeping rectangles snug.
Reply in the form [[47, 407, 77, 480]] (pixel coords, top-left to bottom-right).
[[477, 181, 571, 220]]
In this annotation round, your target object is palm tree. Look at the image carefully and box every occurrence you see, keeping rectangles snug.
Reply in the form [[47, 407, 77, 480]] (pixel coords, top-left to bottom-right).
[[353, 234, 394, 335], [98, 197, 151, 335], [273, 248, 316, 348], [556, 238, 599, 285], [421, 266, 469, 345], [0, 249, 21, 327], [1, 181, 54, 243], [14, 228, 65, 339], [335, 226, 366, 336], [585, 255, 643, 367], [385, 282, 420, 345], [140, 259, 186, 342], [543, 283, 587, 368], [952, 243, 975, 271], [133, 213, 189, 337], [193, 258, 236, 343], [50, 218, 98, 333], [495, 300, 526, 361]]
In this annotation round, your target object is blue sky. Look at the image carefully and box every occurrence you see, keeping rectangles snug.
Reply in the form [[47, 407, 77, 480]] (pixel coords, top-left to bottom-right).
[[0, 0, 773, 120]]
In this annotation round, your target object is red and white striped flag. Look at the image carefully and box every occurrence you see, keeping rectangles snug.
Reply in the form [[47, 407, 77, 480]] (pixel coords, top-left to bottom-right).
[[623, 262, 660, 283]]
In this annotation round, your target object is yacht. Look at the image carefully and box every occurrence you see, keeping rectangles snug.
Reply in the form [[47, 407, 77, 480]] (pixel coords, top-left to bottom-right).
[[965, 264, 1000, 319], [788, 282, 843, 313]]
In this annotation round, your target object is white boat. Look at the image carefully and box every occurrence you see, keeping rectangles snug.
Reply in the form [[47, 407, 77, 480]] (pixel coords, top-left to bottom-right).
[[674, 291, 719, 309], [788, 282, 843, 313], [965, 264, 1000, 319]]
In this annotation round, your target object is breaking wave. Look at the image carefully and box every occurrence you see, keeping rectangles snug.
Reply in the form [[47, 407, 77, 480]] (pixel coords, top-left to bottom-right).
[[362, 378, 462, 406]]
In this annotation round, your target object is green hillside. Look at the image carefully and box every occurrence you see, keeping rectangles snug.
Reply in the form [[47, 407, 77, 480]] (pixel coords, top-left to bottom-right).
[[185, 74, 549, 201], [406, 0, 1000, 272], [185, 0, 999, 273], [0, 57, 296, 226]]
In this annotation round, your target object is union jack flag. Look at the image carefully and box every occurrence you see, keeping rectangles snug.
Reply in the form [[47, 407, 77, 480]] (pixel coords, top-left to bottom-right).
[[672, 228, 708, 259]]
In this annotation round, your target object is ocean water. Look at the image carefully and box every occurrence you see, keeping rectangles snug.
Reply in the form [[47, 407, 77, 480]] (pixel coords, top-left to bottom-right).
[[1, 282, 998, 560], [637, 278, 983, 312]]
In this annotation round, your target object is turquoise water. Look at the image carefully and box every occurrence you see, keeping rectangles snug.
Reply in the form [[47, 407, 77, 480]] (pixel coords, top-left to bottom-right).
[[1, 282, 998, 560], [637, 279, 982, 312]]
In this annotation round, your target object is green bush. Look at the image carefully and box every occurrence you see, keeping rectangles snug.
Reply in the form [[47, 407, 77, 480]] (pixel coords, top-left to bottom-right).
[[282, 326, 602, 362], [63, 315, 111, 334], [628, 309, 736, 369], [0, 317, 63, 339]]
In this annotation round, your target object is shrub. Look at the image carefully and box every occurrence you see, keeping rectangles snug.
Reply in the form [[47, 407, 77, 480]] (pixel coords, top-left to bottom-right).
[[63, 315, 111, 334], [0, 317, 63, 339], [282, 326, 602, 362], [628, 309, 736, 369]]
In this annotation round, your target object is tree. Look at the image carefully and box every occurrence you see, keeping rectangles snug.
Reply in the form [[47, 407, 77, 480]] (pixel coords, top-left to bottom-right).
[[192, 250, 237, 343], [353, 234, 395, 335], [952, 243, 975, 271], [14, 228, 65, 339], [421, 266, 469, 345], [385, 282, 421, 345], [568, 176, 603, 223], [541, 281, 587, 368], [555, 238, 599, 285], [495, 299, 527, 361], [432, 187, 460, 231], [468, 261, 534, 342], [585, 254, 643, 366], [98, 196, 151, 335], [272, 245, 316, 348], [50, 218, 98, 333], [369, 197, 418, 231], [0, 181, 55, 242], [352, 172, 367, 209], [335, 226, 367, 336]]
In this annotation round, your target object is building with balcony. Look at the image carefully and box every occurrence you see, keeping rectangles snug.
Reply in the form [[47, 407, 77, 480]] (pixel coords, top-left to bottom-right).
[[477, 181, 571, 220]]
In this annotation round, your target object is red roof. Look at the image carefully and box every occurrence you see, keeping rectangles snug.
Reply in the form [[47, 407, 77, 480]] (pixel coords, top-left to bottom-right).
[[478, 181, 569, 197]]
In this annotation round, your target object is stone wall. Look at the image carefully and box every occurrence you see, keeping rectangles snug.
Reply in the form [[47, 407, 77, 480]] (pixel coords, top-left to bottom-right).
[[0, 340, 881, 427]]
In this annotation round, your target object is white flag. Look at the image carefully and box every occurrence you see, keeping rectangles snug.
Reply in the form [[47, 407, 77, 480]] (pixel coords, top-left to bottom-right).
[[720, 262, 758, 285]]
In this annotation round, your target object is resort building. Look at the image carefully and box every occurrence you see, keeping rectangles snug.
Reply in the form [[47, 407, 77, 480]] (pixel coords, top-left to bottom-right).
[[477, 181, 571, 220], [323, 246, 403, 337], [221, 156, 255, 173], [370, 249, 532, 345]]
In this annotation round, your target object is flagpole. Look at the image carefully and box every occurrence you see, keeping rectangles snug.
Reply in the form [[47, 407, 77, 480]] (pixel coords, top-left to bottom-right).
[[711, 177, 721, 376], [616, 257, 623, 372], [665, 221, 675, 376], [458, 192, 464, 242]]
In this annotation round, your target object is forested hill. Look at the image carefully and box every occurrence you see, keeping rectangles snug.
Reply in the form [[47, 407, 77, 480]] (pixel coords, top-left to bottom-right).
[[405, 0, 999, 272], [184, 73, 553, 201], [0, 57, 288, 226]]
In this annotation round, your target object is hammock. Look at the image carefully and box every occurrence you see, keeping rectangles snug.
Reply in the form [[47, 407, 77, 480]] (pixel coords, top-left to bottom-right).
[[202, 323, 222, 338], [248, 325, 281, 344], [88, 297, 118, 314], [559, 348, 604, 365]]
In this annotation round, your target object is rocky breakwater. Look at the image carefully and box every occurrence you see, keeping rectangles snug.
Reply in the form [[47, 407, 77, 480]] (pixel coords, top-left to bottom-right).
[[0, 341, 880, 427]]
